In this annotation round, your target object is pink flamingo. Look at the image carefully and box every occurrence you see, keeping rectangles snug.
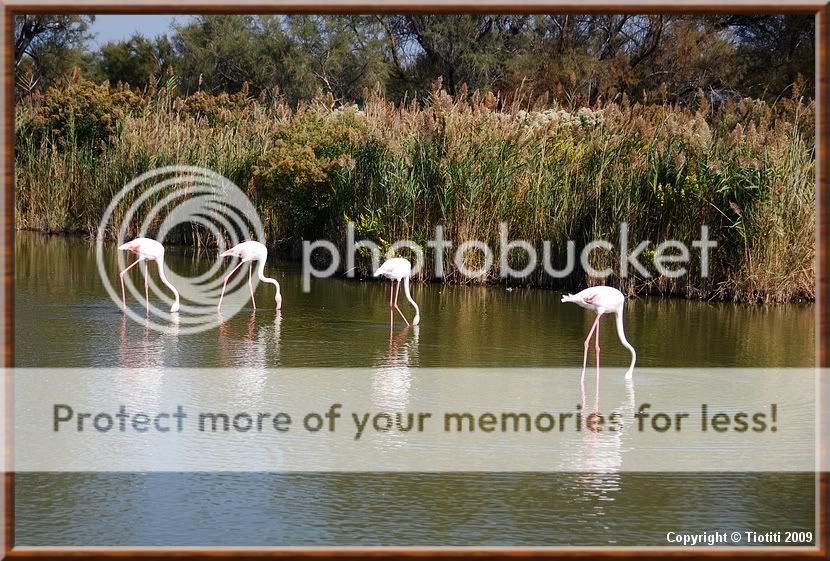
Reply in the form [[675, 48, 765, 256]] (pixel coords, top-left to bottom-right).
[[561, 286, 636, 380], [374, 257, 420, 326], [217, 241, 282, 311], [117, 237, 180, 313]]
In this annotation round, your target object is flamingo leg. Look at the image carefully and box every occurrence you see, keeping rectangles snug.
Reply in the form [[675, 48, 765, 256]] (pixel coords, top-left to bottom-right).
[[143, 261, 149, 315], [118, 258, 143, 311], [581, 315, 601, 384], [388, 282, 395, 328], [393, 280, 410, 326], [595, 317, 601, 406], [217, 261, 246, 311], [248, 263, 256, 310]]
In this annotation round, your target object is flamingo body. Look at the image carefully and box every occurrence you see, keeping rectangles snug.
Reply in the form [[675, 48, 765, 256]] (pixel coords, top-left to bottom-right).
[[220, 240, 268, 262], [117, 237, 180, 313], [374, 258, 420, 326], [218, 240, 282, 310], [374, 257, 412, 281], [561, 285, 626, 314], [561, 286, 636, 379], [118, 237, 165, 260]]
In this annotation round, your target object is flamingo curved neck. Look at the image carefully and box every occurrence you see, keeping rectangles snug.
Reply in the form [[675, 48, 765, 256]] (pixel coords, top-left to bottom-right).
[[615, 309, 636, 378], [257, 258, 282, 306], [156, 258, 180, 312], [403, 276, 420, 325]]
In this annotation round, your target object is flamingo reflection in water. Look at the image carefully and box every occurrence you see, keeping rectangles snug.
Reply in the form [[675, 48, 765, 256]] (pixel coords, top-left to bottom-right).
[[116, 314, 180, 416], [371, 323, 420, 415], [117, 313, 180, 369], [217, 310, 282, 371], [561, 376, 636, 518]]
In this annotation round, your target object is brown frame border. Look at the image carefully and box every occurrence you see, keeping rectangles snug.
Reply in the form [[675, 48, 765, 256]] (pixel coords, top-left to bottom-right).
[[2, 2, 828, 559]]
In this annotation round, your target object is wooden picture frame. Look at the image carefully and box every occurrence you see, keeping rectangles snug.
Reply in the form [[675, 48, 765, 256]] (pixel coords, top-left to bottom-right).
[[2, 1, 827, 558]]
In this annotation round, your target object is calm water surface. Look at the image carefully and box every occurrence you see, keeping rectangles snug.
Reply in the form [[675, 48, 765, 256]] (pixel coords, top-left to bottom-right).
[[14, 232, 816, 546]]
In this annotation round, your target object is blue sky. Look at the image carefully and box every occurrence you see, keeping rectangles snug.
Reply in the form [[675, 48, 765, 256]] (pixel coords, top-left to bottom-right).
[[89, 15, 193, 46]]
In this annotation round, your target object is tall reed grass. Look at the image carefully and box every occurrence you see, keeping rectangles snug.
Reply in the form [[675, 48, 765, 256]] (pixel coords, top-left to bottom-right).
[[15, 76, 815, 302]]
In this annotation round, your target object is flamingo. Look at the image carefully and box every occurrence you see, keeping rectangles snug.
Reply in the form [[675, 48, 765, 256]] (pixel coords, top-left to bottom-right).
[[117, 237, 180, 313], [561, 286, 636, 380], [374, 257, 420, 326], [217, 241, 282, 311]]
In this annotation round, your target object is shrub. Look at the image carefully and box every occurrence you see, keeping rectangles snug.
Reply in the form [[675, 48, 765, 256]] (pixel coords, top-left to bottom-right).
[[251, 103, 365, 236], [23, 74, 146, 148]]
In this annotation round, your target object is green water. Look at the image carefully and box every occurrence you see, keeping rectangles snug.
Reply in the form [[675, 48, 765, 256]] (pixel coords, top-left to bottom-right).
[[13, 232, 816, 546]]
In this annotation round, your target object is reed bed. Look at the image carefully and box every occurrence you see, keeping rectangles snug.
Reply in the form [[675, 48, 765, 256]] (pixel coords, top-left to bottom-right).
[[14, 76, 815, 302]]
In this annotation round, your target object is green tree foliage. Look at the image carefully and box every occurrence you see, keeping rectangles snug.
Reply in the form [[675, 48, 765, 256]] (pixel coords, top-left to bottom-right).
[[17, 14, 816, 105], [283, 16, 391, 103], [93, 34, 174, 90], [14, 15, 94, 91], [171, 15, 293, 95], [164, 15, 392, 103], [384, 15, 531, 95], [727, 15, 815, 99]]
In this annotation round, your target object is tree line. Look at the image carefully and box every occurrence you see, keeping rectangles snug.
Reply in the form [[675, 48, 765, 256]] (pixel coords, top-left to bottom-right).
[[15, 14, 815, 106]]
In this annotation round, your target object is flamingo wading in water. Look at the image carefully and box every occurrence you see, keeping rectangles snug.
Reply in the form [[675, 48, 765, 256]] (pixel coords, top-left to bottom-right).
[[374, 257, 420, 326], [217, 241, 282, 311], [117, 237, 180, 313], [561, 286, 636, 379]]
